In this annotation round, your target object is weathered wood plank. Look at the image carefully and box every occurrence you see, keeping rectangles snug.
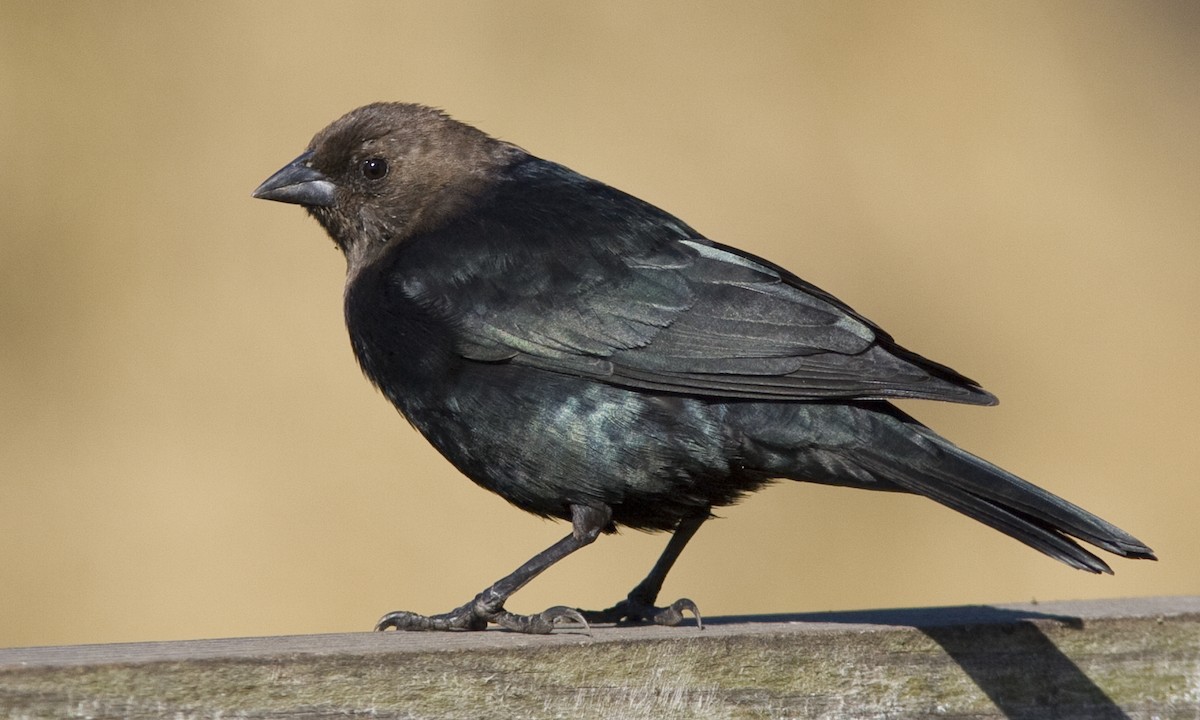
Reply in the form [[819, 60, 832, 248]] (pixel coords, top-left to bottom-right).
[[1, 596, 1197, 719]]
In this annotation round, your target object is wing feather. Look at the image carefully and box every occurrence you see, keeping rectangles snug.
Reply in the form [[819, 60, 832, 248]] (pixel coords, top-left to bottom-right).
[[422, 157, 994, 405]]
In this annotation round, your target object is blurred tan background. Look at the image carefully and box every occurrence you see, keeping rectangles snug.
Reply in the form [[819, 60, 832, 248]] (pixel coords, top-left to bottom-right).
[[1, 1, 1197, 649]]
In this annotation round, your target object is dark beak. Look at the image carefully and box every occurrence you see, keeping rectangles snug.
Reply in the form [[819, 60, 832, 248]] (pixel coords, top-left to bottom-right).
[[252, 151, 336, 207]]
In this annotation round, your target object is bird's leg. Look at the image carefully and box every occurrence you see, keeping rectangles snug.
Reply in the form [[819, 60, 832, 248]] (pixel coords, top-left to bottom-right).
[[580, 510, 707, 628], [375, 504, 610, 634]]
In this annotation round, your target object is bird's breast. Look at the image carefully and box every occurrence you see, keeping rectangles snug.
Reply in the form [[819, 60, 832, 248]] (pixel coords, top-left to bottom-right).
[[342, 264, 464, 417]]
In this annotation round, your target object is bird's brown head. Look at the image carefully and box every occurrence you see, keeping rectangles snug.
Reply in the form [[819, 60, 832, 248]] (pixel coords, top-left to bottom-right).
[[253, 103, 520, 270]]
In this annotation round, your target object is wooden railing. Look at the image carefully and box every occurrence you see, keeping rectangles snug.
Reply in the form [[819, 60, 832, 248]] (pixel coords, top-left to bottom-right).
[[1, 596, 1196, 718]]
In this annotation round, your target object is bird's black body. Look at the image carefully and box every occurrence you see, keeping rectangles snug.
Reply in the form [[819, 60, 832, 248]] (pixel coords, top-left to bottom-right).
[[254, 103, 1154, 632]]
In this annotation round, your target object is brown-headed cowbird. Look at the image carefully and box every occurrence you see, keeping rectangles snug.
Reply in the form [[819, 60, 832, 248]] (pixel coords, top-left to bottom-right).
[[253, 103, 1154, 633]]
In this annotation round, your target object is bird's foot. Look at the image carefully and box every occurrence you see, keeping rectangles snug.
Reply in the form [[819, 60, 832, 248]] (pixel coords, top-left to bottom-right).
[[579, 596, 703, 629], [374, 597, 589, 634]]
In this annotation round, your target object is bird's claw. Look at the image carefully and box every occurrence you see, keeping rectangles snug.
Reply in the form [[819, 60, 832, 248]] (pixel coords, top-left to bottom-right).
[[495, 605, 591, 635], [374, 601, 590, 634], [373, 601, 485, 631], [580, 596, 703, 629]]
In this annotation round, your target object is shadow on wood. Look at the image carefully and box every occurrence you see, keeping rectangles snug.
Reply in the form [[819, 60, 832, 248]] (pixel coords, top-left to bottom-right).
[[924, 622, 1127, 720], [713, 605, 1130, 719]]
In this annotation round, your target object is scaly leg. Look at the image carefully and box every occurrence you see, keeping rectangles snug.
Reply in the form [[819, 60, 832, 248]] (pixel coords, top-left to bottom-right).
[[375, 504, 610, 634], [580, 510, 707, 628]]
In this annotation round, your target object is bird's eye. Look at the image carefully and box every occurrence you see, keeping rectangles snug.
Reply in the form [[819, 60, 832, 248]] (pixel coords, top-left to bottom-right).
[[361, 157, 389, 181]]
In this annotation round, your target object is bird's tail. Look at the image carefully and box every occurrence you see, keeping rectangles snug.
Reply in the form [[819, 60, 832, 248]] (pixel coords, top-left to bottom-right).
[[851, 408, 1156, 573]]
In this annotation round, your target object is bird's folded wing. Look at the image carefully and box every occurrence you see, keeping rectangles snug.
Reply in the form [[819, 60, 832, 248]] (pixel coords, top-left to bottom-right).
[[453, 237, 994, 404]]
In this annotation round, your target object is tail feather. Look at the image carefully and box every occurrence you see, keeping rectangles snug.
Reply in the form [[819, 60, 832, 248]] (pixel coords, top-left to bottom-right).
[[858, 415, 1156, 573]]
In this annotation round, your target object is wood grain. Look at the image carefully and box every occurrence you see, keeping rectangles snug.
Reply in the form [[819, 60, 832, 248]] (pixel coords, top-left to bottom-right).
[[2, 596, 1197, 719]]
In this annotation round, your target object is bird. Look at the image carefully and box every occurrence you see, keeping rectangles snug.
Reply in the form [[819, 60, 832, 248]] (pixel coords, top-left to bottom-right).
[[252, 102, 1155, 633]]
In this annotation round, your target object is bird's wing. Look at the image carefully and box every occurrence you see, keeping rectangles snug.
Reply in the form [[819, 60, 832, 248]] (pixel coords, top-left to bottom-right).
[[441, 227, 994, 404]]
